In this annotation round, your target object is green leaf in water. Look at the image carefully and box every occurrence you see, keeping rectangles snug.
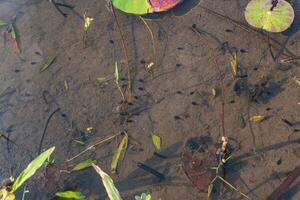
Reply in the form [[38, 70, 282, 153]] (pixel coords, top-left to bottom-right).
[[40, 55, 56, 72], [150, 133, 161, 151], [92, 164, 122, 200], [111, 132, 128, 173], [245, 0, 295, 32], [12, 147, 55, 192], [71, 159, 97, 172], [111, 0, 152, 15], [56, 191, 85, 200]]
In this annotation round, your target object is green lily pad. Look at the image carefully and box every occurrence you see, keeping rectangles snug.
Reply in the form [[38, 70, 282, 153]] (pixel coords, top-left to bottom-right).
[[245, 0, 294, 32], [111, 0, 152, 15]]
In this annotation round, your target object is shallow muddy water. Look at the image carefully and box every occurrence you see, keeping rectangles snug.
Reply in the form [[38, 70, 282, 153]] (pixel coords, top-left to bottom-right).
[[0, 0, 300, 199]]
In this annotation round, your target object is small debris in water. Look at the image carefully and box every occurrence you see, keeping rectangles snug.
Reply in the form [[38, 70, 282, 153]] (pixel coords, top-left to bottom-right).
[[281, 118, 293, 127], [153, 152, 167, 159]]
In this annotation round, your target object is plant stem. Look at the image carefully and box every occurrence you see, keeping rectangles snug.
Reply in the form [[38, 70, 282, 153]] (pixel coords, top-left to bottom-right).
[[191, 27, 225, 137], [111, 4, 132, 102]]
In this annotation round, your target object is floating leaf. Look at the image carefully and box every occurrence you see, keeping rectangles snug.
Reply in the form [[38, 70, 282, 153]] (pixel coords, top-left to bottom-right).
[[230, 52, 237, 78], [12, 147, 55, 192], [149, 0, 184, 12], [111, 132, 128, 173], [250, 115, 265, 122], [40, 55, 56, 72], [71, 159, 97, 172], [0, 19, 8, 26], [92, 164, 123, 200], [56, 191, 85, 199], [245, 0, 294, 32], [150, 133, 161, 151], [111, 0, 183, 14]]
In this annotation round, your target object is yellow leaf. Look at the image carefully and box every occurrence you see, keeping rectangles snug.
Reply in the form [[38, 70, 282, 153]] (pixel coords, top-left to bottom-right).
[[86, 127, 93, 134], [230, 52, 237, 78], [150, 133, 161, 151], [84, 16, 93, 31], [211, 88, 217, 97], [111, 132, 128, 173], [96, 77, 107, 82], [250, 115, 265, 122]]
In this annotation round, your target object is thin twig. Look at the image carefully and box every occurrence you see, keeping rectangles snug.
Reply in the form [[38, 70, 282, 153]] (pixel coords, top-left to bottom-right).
[[139, 17, 157, 66], [217, 176, 251, 199], [66, 133, 119, 162], [38, 108, 60, 154], [111, 4, 132, 102]]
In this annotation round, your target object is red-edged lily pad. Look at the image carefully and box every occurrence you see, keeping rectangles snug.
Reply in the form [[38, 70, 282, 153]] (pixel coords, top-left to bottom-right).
[[245, 0, 295, 32], [111, 0, 184, 15]]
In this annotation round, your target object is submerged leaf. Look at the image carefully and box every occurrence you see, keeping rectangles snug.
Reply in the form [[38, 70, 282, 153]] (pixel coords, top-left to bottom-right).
[[230, 52, 237, 78], [208, 184, 213, 198], [250, 115, 265, 122], [92, 164, 123, 200], [56, 191, 85, 199], [111, 133, 128, 173], [211, 88, 217, 97], [0, 19, 8, 26], [135, 193, 151, 200], [114, 62, 119, 84], [12, 147, 55, 192], [96, 77, 107, 82], [71, 159, 97, 172], [40, 55, 56, 72], [150, 133, 161, 151], [9, 25, 21, 54], [245, 0, 294, 32]]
